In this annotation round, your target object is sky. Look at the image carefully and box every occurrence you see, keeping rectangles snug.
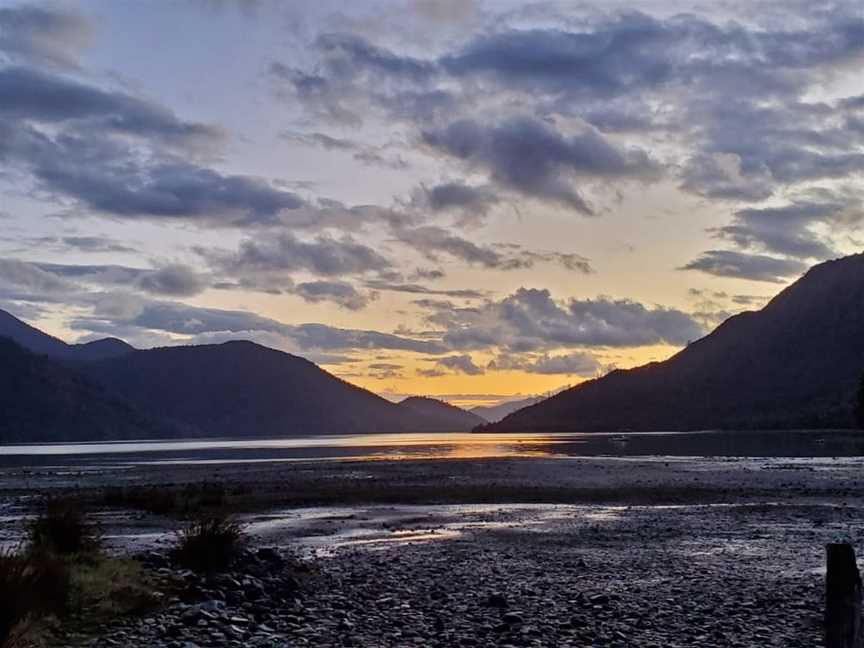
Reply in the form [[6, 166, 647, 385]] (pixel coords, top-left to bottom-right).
[[0, 0, 862, 408]]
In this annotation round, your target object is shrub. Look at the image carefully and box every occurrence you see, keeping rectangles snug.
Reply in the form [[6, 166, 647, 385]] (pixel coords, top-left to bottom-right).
[[28, 497, 101, 556], [0, 548, 70, 648], [171, 517, 247, 573]]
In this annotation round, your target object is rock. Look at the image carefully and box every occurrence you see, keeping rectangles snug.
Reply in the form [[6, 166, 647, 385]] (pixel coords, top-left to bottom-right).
[[487, 593, 508, 608]]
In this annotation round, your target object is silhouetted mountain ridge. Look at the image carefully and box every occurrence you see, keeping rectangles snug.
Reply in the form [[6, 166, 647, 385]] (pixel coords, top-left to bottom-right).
[[0, 310, 134, 363], [82, 340, 450, 437], [0, 307, 484, 440], [482, 253, 864, 432], [398, 396, 485, 431], [0, 337, 171, 443]]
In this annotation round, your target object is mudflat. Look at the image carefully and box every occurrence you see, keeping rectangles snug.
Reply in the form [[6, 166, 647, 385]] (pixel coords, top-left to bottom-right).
[[2, 455, 862, 647]]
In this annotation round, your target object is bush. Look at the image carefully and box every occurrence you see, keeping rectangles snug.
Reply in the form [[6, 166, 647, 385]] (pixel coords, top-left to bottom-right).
[[0, 548, 70, 648], [171, 517, 247, 573], [28, 497, 101, 556]]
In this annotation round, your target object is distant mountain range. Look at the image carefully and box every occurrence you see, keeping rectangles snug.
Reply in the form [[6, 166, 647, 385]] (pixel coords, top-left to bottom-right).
[[0, 312, 481, 442], [470, 396, 544, 423], [481, 253, 864, 433]]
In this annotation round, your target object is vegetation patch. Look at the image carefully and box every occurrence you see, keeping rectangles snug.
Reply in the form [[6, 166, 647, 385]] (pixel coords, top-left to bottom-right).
[[27, 497, 101, 557], [171, 516, 248, 573]]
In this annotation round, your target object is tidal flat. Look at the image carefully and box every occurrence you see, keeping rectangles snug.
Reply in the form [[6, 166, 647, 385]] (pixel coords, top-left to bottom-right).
[[2, 454, 863, 647]]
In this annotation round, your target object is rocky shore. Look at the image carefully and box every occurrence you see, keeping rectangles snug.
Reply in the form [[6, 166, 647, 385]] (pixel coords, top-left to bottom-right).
[[3, 456, 861, 647]]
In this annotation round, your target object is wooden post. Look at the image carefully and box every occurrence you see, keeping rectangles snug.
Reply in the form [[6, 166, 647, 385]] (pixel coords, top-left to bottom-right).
[[826, 543, 863, 648]]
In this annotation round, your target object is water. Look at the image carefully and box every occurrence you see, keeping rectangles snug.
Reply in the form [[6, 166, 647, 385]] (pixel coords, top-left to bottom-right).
[[1, 429, 862, 467]]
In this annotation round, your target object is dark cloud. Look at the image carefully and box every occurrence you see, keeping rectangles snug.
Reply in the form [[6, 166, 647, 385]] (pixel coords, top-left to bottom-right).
[[420, 354, 484, 376], [0, 66, 224, 149], [412, 181, 500, 222], [713, 200, 855, 260], [488, 351, 600, 376], [421, 117, 661, 212], [0, 120, 303, 226], [294, 280, 371, 310], [680, 153, 774, 202], [134, 264, 208, 297], [680, 250, 808, 283], [200, 233, 392, 278], [363, 279, 485, 299], [0, 258, 209, 301], [394, 226, 593, 273], [432, 288, 704, 352], [35, 260, 207, 297], [281, 7, 864, 210]]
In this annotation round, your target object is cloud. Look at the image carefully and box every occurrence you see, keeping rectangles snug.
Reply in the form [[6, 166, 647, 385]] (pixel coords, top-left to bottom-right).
[[0, 119, 303, 226], [71, 295, 447, 354], [712, 200, 855, 260], [421, 116, 662, 212], [281, 6, 864, 212], [0, 6, 92, 69], [393, 226, 593, 273], [200, 232, 392, 278], [488, 351, 601, 376], [410, 181, 500, 224], [0, 258, 76, 301], [294, 280, 371, 310], [428, 287, 704, 352], [57, 236, 137, 254], [134, 263, 209, 297], [420, 354, 484, 376], [364, 279, 485, 299], [0, 66, 224, 149], [680, 250, 808, 283], [280, 130, 407, 170]]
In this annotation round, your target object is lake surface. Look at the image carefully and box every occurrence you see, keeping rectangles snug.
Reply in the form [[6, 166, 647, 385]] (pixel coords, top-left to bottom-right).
[[1, 429, 863, 467]]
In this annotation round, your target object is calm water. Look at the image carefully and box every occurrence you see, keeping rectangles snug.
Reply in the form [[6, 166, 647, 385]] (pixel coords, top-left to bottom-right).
[[1, 429, 862, 467]]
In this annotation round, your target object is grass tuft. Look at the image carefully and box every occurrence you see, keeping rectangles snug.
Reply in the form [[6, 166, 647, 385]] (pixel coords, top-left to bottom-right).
[[28, 497, 101, 557], [171, 516, 247, 573], [0, 548, 70, 648]]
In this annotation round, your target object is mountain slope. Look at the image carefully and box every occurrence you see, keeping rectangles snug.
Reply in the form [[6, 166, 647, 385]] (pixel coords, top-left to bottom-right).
[[83, 341, 453, 437], [0, 309, 69, 357], [398, 396, 486, 431], [0, 309, 134, 362], [471, 396, 543, 423], [0, 337, 170, 443], [483, 254, 864, 432]]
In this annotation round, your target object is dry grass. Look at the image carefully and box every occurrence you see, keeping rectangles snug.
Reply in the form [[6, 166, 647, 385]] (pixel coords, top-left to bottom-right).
[[27, 497, 101, 557], [0, 548, 69, 648], [171, 516, 248, 573]]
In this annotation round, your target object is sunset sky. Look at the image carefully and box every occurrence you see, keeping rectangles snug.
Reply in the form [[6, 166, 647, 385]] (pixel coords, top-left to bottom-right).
[[1, 0, 862, 407]]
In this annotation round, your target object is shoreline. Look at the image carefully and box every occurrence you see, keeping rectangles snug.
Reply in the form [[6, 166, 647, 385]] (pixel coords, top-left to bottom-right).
[[3, 455, 862, 647]]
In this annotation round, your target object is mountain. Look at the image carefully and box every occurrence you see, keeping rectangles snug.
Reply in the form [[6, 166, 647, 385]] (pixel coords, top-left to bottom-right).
[[398, 396, 486, 431], [482, 254, 864, 433], [81, 341, 459, 437], [0, 309, 133, 362], [0, 309, 69, 357], [0, 308, 474, 440], [471, 396, 544, 423], [0, 337, 169, 443]]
